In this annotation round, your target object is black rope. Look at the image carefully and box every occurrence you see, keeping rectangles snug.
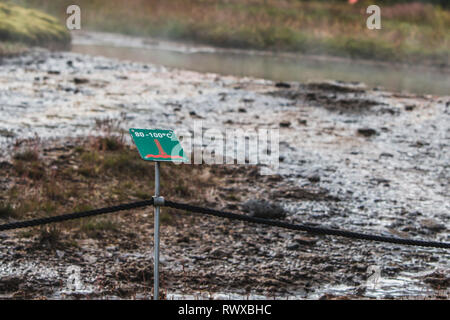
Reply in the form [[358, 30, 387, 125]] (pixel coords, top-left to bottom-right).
[[1, 198, 448, 249], [0, 199, 154, 231], [164, 200, 450, 249]]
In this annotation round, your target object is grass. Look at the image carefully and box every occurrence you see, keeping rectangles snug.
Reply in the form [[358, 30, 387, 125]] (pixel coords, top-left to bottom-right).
[[38, 225, 61, 247], [0, 40, 27, 56], [0, 202, 16, 218], [12, 148, 46, 180], [0, 135, 236, 238], [0, 1, 70, 56], [13, 148, 39, 161], [79, 217, 118, 238], [16, 0, 450, 65]]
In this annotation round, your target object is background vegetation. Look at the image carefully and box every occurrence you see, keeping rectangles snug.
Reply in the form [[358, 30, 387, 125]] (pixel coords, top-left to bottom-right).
[[10, 0, 450, 65], [0, 1, 70, 56]]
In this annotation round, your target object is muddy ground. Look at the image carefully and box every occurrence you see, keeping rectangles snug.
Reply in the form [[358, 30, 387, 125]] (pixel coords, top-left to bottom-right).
[[0, 49, 449, 299]]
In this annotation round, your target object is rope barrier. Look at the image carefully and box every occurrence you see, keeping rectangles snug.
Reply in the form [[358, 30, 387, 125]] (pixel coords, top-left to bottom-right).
[[0, 199, 154, 231], [164, 200, 450, 249], [0, 198, 448, 249]]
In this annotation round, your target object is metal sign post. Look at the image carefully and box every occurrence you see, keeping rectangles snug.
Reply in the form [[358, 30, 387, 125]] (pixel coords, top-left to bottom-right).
[[129, 128, 186, 300], [154, 161, 160, 300]]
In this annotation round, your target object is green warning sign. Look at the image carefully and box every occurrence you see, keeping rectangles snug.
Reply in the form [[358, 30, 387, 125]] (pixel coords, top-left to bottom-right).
[[129, 128, 186, 162]]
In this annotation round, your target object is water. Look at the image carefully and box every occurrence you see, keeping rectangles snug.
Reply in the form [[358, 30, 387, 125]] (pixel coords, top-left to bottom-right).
[[71, 31, 450, 96]]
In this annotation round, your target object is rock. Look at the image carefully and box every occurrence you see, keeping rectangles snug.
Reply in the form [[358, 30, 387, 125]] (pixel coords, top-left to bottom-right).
[[83, 255, 97, 264], [210, 248, 227, 258], [56, 250, 65, 258], [420, 218, 446, 233], [411, 140, 429, 148], [192, 255, 206, 261], [115, 284, 134, 297], [357, 128, 377, 137], [242, 199, 287, 219], [73, 77, 89, 85], [0, 161, 13, 169], [106, 245, 118, 252], [238, 108, 247, 113], [218, 92, 227, 101], [177, 236, 190, 243], [293, 236, 317, 246], [275, 82, 291, 88], [307, 174, 321, 183], [279, 121, 291, 128], [379, 152, 394, 158], [264, 174, 283, 182], [286, 242, 299, 250], [189, 111, 204, 119]]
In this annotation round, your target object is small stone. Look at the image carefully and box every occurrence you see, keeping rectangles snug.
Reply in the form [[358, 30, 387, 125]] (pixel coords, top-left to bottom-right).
[[210, 248, 227, 258], [189, 111, 204, 118], [74, 77, 89, 85], [177, 236, 190, 243], [412, 140, 428, 148], [84, 255, 97, 264], [420, 219, 446, 233], [0, 161, 13, 169], [357, 128, 377, 137], [294, 236, 317, 246], [286, 242, 299, 250], [242, 199, 287, 219], [307, 174, 321, 183], [265, 174, 283, 182], [379, 152, 394, 158], [275, 82, 291, 88]]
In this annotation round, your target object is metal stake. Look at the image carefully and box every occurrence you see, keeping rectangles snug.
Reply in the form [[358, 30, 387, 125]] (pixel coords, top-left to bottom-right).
[[154, 161, 160, 300]]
